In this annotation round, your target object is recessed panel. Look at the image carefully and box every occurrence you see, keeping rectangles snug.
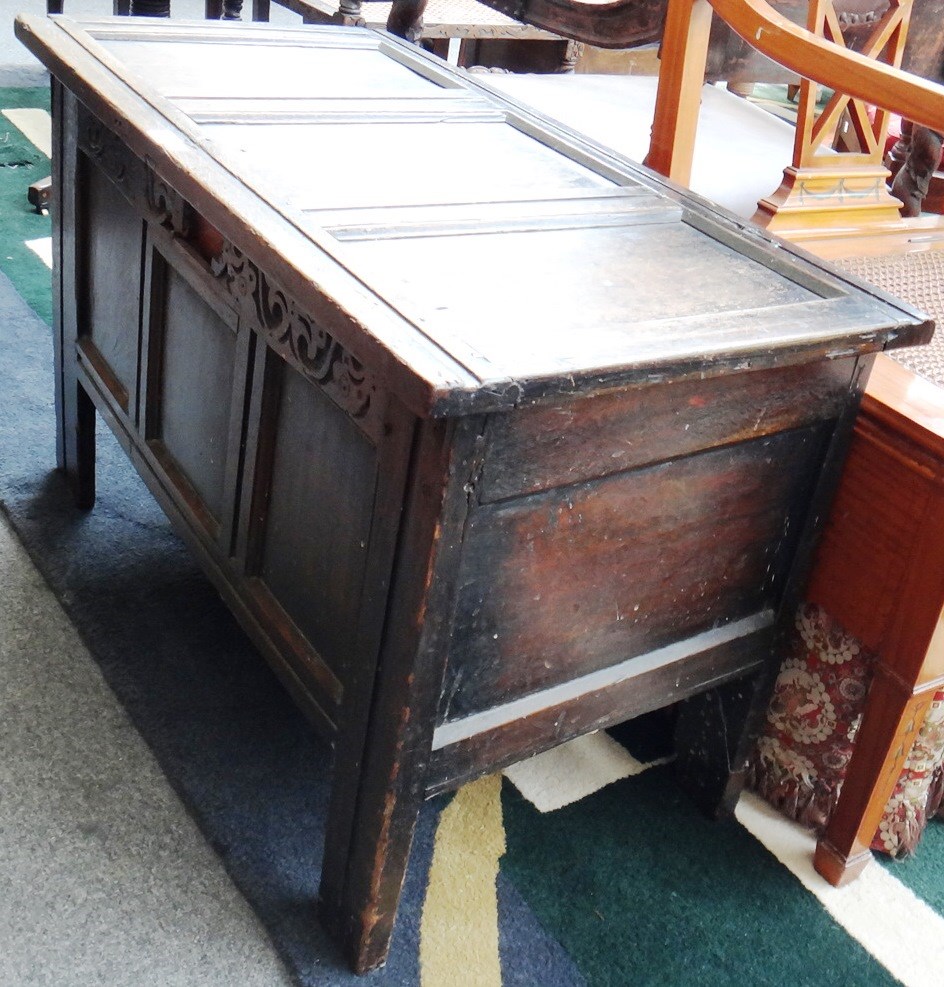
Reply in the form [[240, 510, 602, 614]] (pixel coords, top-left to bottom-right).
[[344, 221, 819, 382], [204, 121, 619, 212], [100, 38, 432, 101], [258, 361, 378, 682], [442, 426, 826, 721], [156, 264, 237, 522], [81, 157, 142, 408]]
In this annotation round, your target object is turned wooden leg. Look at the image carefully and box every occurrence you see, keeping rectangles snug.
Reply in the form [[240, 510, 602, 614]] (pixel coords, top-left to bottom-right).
[[387, 0, 427, 42], [891, 124, 944, 218], [129, 0, 170, 15], [815, 667, 937, 884]]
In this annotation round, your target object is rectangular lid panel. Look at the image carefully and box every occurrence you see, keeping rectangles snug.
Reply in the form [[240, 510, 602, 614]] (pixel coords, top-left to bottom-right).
[[341, 222, 821, 379], [99, 36, 437, 100], [21, 16, 921, 410], [202, 120, 621, 212]]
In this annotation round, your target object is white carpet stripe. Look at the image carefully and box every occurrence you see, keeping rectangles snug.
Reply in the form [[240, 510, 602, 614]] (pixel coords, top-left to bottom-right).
[[25, 238, 52, 269], [736, 792, 944, 987], [2, 108, 52, 158], [503, 732, 673, 812]]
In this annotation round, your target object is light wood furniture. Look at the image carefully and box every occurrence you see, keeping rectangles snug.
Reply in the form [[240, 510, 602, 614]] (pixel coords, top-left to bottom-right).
[[808, 354, 944, 882], [17, 13, 930, 972]]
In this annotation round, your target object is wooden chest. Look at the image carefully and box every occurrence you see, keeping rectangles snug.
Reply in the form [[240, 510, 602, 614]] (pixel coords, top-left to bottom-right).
[[16, 14, 931, 972]]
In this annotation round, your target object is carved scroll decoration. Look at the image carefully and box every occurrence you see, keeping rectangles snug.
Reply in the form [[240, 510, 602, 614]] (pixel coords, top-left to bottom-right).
[[78, 107, 192, 235], [146, 171, 193, 237], [81, 115, 131, 189], [211, 242, 376, 421]]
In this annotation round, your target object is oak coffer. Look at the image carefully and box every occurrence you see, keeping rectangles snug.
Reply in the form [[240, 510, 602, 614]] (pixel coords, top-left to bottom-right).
[[16, 13, 932, 973]]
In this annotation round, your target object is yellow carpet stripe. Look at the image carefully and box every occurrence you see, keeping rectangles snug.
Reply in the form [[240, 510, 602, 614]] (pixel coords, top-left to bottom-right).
[[736, 792, 944, 987], [2, 108, 52, 158], [420, 775, 504, 987]]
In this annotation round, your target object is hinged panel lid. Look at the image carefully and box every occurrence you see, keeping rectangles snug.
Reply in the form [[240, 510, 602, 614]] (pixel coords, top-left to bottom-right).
[[16, 15, 932, 416]]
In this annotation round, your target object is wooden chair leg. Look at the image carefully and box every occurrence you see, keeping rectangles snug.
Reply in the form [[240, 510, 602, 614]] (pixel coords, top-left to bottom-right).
[[252, 0, 271, 20], [387, 0, 426, 41], [205, 0, 224, 18], [28, 177, 52, 214], [645, 0, 713, 185]]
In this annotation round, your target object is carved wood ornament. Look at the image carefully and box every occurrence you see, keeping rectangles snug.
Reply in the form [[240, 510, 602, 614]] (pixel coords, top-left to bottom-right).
[[211, 242, 376, 421]]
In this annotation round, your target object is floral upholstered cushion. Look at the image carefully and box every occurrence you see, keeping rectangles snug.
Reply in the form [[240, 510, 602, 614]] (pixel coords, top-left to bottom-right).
[[747, 603, 944, 857]]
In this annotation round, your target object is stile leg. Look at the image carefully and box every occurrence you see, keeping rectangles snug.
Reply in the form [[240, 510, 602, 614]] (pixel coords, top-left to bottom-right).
[[53, 81, 95, 511], [674, 662, 777, 816], [57, 375, 96, 511], [318, 417, 480, 973]]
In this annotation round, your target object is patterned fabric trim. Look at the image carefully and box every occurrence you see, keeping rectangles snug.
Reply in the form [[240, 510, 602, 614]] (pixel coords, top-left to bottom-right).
[[747, 603, 944, 858]]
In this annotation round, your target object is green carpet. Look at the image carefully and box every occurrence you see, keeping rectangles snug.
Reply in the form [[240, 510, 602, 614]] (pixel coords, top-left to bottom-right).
[[502, 767, 898, 987], [880, 819, 944, 912], [0, 87, 51, 326]]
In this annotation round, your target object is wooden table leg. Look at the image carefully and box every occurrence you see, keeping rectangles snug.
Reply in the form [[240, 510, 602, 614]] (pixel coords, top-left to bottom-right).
[[387, 0, 428, 41], [815, 669, 938, 883]]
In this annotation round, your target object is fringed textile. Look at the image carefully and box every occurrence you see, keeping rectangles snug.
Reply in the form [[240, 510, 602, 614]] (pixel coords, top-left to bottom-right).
[[748, 604, 944, 858]]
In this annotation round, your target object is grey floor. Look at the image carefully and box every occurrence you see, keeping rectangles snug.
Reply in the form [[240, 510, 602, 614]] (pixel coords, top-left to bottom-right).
[[0, 515, 295, 986], [0, 5, 303, 984]]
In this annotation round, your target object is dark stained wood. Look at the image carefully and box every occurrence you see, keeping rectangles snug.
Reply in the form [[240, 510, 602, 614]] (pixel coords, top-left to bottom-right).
[[427, 625, 771, 793], [320, 416, 484, 973], [78, 155, 142, 413], [443, 426, 826, 720], [674, 353, 878, 816], [53, 83, 96, 510], [254, 357, 378, 684], [19, 15, 932, 975], [147, 253, 238, 525], [27, 175, 52, 214], [480, 358, 855, 502]]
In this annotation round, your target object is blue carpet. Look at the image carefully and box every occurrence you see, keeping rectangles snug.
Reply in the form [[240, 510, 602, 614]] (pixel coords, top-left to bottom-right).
[[0, 263, 583, 985]]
